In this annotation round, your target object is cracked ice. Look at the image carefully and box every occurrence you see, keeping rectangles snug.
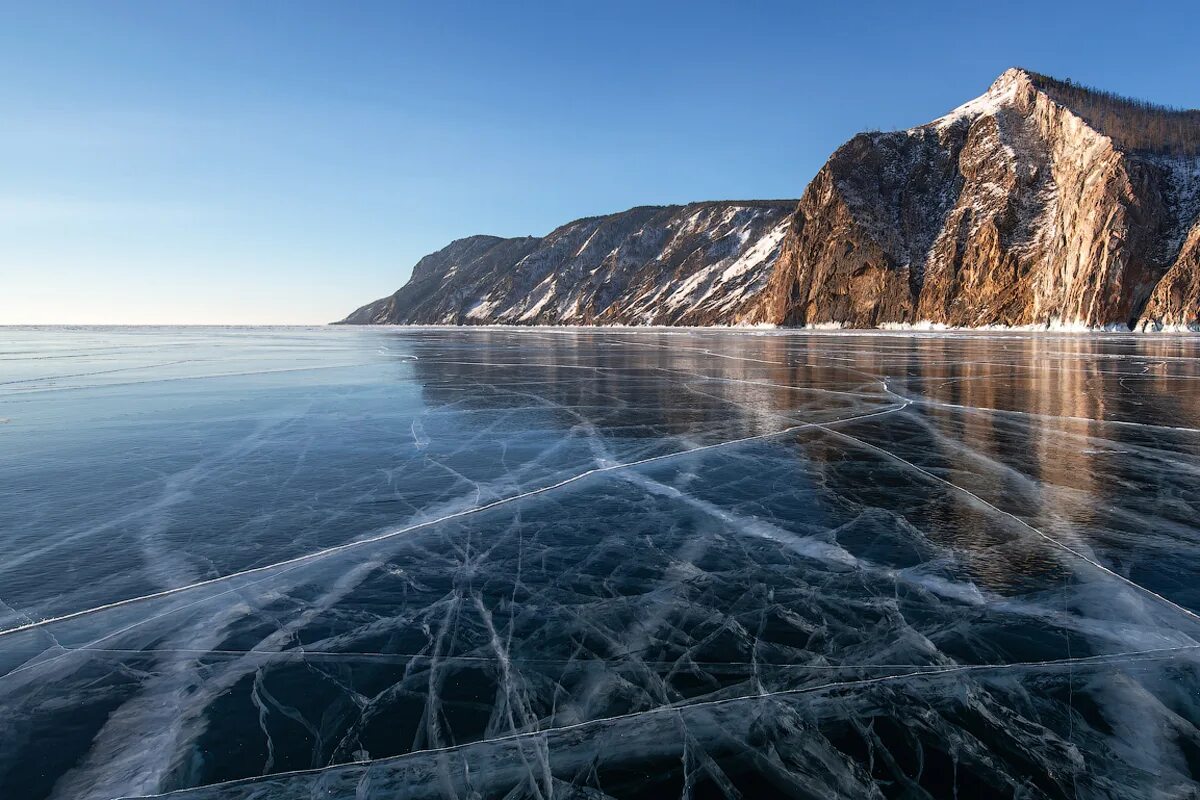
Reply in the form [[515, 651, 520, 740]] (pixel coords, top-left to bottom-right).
[[2, 326, 1200, 798]]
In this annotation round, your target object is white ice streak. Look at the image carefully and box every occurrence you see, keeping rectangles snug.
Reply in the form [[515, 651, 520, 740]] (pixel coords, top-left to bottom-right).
[[119, 645, 1200, 800], [0, 407, 907, 645]]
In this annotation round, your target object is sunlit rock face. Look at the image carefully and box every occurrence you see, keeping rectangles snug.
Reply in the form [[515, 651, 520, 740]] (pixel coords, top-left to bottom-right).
[[759, 68, 1200, 330], [1142, 220, 1200, 330], [342, 69, 1200, 331], [338, 201, 795, 326]]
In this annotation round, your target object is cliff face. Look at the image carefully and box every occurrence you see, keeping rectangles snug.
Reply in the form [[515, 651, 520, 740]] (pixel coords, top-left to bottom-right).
[[341, 69, 1200, 330], [339, 202, 794, 326], [1142, 220, 1200, 329], [759, 69, 1200, 330]]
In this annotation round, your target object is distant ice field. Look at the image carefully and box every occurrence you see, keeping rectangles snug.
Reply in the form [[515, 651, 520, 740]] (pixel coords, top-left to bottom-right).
[[1, 326, 1199, 799]]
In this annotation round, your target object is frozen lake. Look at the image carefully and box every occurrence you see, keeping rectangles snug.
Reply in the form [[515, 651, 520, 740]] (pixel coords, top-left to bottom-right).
[[2, 326, 1200, 798]]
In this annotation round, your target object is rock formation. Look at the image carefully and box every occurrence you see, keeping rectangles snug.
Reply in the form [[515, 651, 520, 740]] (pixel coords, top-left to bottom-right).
[[760, 68, 1200, 331], [340, 69, 1200, 330], [339, 202, 794, 326]]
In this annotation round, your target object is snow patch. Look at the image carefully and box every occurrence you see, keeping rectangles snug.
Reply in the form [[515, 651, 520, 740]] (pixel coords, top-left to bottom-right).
[[465, 297, 500, 320], [931, 68, 1027, 130], [878, 319, 1134, 332], [720, 220, 789, 282], [519, 282, 558, 321], [1139, 320, 1200, 333], [574, 226, 603, 258]]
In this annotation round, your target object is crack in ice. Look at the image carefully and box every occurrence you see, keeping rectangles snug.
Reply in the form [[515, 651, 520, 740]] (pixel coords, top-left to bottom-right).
[[0, 405, 908, 646], [115, 644, 1200, 800]]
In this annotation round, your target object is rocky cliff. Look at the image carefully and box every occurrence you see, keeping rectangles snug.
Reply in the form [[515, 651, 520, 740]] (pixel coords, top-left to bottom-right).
[[340, 201, 794, 326], [759, 68, 1200, 331], [340, 69, 1200, 330]]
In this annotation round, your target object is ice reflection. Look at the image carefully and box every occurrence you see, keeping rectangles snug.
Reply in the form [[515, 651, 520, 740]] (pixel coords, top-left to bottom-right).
[[0, 327, 1198, 798]]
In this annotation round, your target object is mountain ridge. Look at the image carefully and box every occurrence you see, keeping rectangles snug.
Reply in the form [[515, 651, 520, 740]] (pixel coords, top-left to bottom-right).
[[339, 68, 1200, 331], [339, 200, 798, 326]]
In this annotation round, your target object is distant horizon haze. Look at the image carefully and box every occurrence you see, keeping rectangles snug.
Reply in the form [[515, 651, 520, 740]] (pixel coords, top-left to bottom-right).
[[3, 0, 1199, 324]]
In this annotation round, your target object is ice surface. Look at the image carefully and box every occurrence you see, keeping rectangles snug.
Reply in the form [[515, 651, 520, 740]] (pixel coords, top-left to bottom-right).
[[1, 326, 1200, 798]]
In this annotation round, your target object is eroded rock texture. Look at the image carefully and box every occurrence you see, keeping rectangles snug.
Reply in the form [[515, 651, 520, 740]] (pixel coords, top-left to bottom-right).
[[342, 69, 1200, 330], [1142, 220, 1200, 329], [339, 202, 794, 326], [759, 68, 1200, 330]]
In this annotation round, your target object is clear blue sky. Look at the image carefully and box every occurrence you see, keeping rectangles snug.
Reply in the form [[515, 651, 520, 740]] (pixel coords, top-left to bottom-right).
[[3, 0, 1198, 324]]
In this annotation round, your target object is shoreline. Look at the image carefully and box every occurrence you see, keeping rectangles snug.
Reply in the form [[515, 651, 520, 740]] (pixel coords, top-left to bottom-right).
[[3, 322, 1198, 335]]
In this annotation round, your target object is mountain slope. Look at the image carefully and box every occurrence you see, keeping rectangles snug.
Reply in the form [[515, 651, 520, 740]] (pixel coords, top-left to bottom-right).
[[339, 201, 795, 326], [340, 69, 1200, 330], [757, 68, 1200, 330]]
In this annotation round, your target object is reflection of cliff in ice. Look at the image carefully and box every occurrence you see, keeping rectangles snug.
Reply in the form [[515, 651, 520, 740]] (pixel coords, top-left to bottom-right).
[[0, 328, 1199, 798]]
